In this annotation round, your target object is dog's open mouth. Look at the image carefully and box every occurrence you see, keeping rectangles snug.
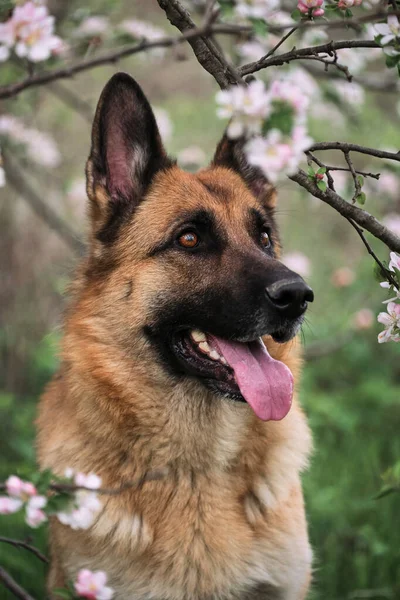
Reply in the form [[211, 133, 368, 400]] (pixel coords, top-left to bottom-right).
[[171, 329, 293, 421]]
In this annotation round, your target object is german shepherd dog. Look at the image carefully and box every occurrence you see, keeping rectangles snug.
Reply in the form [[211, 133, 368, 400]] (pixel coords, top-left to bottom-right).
[[37, 73, 314, 600]]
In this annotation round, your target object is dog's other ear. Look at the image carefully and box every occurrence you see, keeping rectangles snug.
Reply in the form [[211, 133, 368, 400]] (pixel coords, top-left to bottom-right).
[[212, 133, 276, 208], [86, 72, 173, 241]]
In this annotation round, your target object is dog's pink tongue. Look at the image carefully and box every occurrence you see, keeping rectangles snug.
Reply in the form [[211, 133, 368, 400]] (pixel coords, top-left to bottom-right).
[[209, 336, 293, 421]]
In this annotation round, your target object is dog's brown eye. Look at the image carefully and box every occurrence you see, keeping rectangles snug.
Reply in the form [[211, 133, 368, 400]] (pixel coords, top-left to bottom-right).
[[178, 231, 199, 249], [260, 230, 271, 249]]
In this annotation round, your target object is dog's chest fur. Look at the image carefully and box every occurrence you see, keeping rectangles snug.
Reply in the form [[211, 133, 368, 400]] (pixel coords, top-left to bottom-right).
[[42, 381, 312, 600]]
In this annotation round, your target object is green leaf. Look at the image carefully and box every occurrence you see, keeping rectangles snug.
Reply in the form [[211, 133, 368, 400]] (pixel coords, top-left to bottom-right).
[[356, 175, 364, 188], [46, 492, 74, 514], [317, 180, 327, 192], [290, 8, 302, 20], [324, 4, 339, 11], [53, 589, 73, 599], [344, 8, 353, 18], [251, 18, 268, 38], [307, 166, 315, 178], [317, 167, 326, 175], [385, 53, 400, 69], [356, 192, 366, 205], [263, 100, 295, 136]]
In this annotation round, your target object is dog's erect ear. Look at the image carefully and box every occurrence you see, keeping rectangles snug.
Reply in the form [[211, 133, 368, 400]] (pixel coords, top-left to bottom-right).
[[212, 133, 276, 208], [86, 73, 173, 239]]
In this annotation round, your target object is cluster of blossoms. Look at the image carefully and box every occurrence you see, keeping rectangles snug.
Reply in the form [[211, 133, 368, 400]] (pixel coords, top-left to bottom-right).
[[0, 115, 61, 168], [378, 253, 400, 343], [0, 476, 47, 527], [216, 78, 312, 183], [0, 0, 64, 63], [0, 470, 102, 530], [374, 15, 400, 60]]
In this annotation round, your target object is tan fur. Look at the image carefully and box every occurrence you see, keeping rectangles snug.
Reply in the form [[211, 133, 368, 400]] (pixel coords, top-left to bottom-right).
[[37, 165, 312, 600]]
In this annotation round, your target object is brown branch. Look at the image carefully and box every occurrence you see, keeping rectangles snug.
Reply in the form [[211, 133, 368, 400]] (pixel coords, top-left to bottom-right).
[[157, 0, 241, 88], [239, 40, 380, 77], [4, 154, 85, 255], [308, 142, 400, 162], [289, 169, 400, 253], [0, 537, 48, 564], [0, 22, 247, 100], [0, 567, 35, 600], [0, 468, 168, 496], [302, 61, 399, 94]]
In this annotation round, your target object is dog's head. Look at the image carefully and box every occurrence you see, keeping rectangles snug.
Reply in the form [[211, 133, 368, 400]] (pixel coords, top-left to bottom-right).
[[83, 73, 313, 422]]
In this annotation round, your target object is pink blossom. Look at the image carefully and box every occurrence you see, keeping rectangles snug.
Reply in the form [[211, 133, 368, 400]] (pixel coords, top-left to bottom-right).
[[0, 115, 61, 167], [235, 0, 281, 20], [0, 496, 23, 514], [297, 0, 325, 17], [245, 131, 293, 183], [282, 252, 311, 277], [25, 495, 47, 528], [74, 473, 102, 490], [337, 0, 362, 9], [377, 301, 400, 343], [0, 20, 15, 62], [216, 81, 271, 139], [75, 16, 110, 38], [269, 79, 310, 120], [389, 252, 400, 272], [331, 267, 355, 288], [177, 146, 206, 168], [8, 1, 63, 63], [57, 490, 102, 530], [379, 172, 400, 199], [154, 109, 173, 143], [352, 308, 374, 330], [6, 475, 37, 499], [74, 569, 114, 600], [382, 214, 400, 237]]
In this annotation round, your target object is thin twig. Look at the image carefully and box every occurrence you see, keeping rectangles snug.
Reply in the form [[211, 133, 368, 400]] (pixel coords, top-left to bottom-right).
[[346, 218, 400, 290], [239, 40, 380, 77], [344, 150, 362, 203], [0, 537, 48, 564], [0, 567, 35, 600], [308, 142, 400, 162], [0, 468, 168, 496], [289, 169, 400, 253], [264, 26, 298, 59]]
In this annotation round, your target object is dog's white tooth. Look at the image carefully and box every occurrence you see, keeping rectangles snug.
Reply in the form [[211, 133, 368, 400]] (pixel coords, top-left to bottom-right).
[[209, 350, 220, 361], [199, 341, 211, 354], [192, 329, 206, 343], [220, 357, 228, 365]]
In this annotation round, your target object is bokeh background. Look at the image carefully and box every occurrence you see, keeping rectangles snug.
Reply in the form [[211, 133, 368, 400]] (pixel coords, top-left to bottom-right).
[[1, 1, 400, 598]]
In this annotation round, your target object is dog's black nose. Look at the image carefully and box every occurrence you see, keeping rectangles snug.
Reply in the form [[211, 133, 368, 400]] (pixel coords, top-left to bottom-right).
[[265, 278, 314, 319]]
